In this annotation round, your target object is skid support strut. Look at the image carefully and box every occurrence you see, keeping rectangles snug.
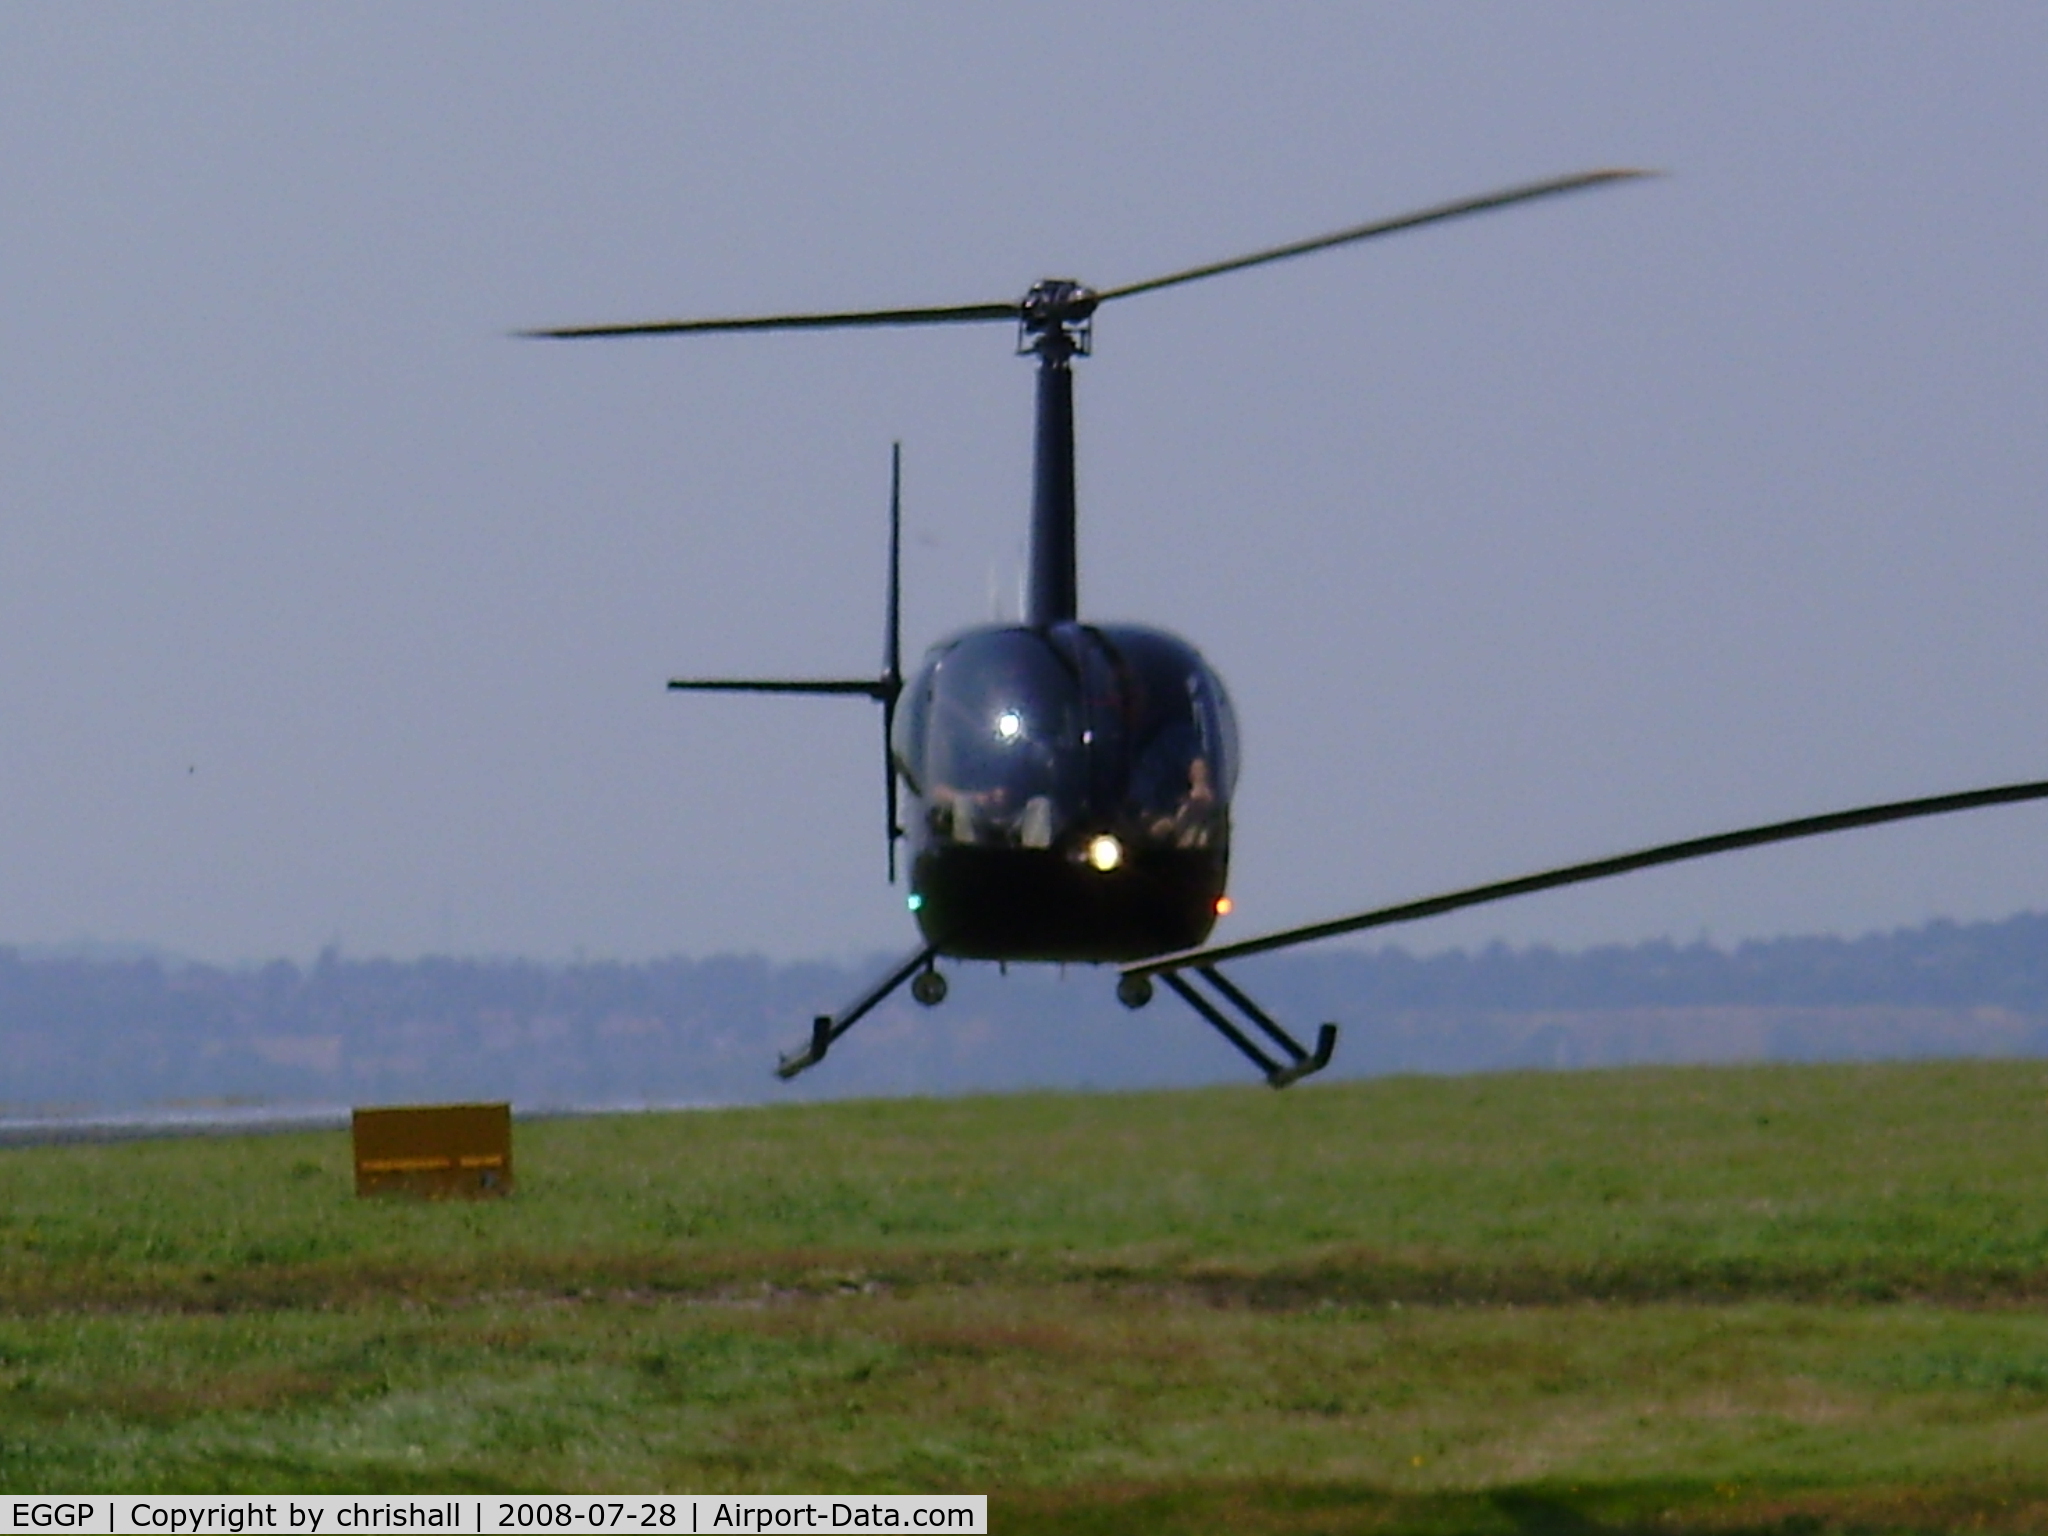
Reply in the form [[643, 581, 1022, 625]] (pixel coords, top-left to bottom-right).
[[1158, 965, 1337, 1089], [777, 943, 940, 1080]]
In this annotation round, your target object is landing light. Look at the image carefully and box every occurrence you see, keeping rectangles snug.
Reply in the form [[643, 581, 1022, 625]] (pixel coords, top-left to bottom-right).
[[995, 709, 1023, 742], [1085, 834, 1123, 873]]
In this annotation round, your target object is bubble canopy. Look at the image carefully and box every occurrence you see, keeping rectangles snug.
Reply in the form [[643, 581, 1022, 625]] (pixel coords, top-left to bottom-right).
[[891, 621, 1237, 959]]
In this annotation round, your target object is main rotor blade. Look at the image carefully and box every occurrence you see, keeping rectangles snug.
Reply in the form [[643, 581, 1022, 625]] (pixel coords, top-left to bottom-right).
[[1125, 775, 2048, 976], [523, 300, 1018, 340], [1095, 168, 1654, 306]]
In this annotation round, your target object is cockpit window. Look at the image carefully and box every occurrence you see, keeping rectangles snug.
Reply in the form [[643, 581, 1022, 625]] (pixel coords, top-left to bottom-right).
[[895, 622, 1236, 856], [1084, 626, 1236, 849], [914, 629, 1084, 849]]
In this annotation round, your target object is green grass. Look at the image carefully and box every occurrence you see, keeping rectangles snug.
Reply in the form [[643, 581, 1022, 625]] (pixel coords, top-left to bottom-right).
[[6, 1061, 2048, 1529]]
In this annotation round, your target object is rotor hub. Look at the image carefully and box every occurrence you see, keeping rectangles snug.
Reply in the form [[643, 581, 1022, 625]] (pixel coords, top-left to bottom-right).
[[1017, 279, 1098, 358]]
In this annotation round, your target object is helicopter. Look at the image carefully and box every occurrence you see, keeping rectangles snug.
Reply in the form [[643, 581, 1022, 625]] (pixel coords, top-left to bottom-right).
[[529, 170, 2048, 1088]]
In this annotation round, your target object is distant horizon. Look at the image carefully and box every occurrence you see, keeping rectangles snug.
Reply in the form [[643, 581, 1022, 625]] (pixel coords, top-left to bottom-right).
[[11, 904, 2044, 974], [7, 909, 2046, 1115]]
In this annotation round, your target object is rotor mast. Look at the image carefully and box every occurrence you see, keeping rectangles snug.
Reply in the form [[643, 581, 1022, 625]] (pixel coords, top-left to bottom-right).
[[1020, 280, 1097, 628]]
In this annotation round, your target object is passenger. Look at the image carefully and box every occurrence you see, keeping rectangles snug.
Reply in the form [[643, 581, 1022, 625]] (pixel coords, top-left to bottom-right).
[[926, 782, 1014, 845], [1017, 795, 1057, 849]]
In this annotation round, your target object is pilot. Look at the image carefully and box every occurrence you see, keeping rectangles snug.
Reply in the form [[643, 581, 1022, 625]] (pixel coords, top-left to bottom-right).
[[1140, 753, 1217, 847], [1017, 794, 1057, 849], [1171, 755, 1218, 847]]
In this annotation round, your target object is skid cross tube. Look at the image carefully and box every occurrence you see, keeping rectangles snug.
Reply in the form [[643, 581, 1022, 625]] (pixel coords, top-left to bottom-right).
[[777, 943, 939, 1080], [1159, 965, 1338, 1089]]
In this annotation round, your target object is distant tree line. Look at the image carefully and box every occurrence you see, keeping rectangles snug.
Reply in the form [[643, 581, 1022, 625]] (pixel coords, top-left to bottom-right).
[[2, 913, 2046, 1115], [1283, 913, 2048, 1011]]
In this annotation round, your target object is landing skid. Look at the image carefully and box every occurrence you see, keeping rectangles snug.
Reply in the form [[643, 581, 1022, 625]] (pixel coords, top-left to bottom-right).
[[1157, 965, 1338, 1089], [775, 944, 1334, 1090], [776, 943, 941, 1080]]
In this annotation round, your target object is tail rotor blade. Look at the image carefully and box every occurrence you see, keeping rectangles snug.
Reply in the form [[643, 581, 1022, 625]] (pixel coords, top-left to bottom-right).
[[884, 692, 901, 884], [666, 677, 888, 696], [886, 443, 903, 690], [883, 443, 906, 882], [664, 446, 910, 883]]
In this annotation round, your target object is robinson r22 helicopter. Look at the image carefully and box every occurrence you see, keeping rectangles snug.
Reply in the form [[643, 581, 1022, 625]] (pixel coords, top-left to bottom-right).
[[529, 170, 2048, 1087]]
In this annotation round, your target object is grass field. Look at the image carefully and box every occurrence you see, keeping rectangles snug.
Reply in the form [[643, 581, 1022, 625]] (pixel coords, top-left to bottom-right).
[[5, 1060, 2048, 1531]]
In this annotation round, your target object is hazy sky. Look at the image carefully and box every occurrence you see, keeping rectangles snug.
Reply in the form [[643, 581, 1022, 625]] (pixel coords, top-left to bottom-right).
[[2, 6, 2044, 966]]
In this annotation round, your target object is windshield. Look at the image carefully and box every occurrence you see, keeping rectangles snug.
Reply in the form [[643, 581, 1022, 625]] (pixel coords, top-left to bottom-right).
[[894, 622, 1236, 854], [900, 628, 1085, 849]]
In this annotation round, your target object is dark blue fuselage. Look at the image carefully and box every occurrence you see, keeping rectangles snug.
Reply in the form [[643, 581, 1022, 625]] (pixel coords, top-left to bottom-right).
[[892, 621, 1237, 961]]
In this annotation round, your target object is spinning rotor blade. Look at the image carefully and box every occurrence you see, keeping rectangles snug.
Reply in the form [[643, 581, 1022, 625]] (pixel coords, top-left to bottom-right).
[[522, 300, 1017, 340], [882, 442, 905, 882], [1095, 168, 1653, 305], [524, 169, 1649, 342], [1126, 776, 2048, 977], [664, 446, 907, 882]]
